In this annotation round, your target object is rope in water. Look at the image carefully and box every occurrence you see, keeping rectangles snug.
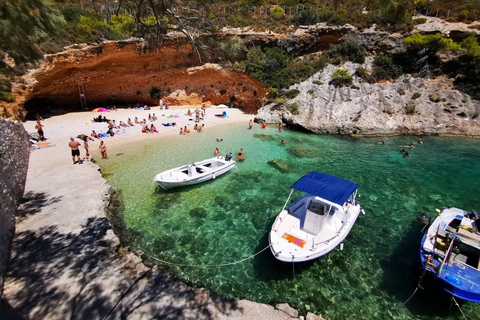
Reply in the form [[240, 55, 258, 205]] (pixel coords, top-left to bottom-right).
[[147, 244, 272, 268], [452, 296, 468, 320]]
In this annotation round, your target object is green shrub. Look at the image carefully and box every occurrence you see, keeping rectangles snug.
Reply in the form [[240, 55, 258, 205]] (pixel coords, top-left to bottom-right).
[[62, 6, 89, 23], [429, 94, 441, 102], [328, 41, 366, 64], [461, 33, 480, 57], [403, 33, 460, 54], [331, 69, 353, 87], [219, 36, 246, 62], [287, 102, 299, 115], [292, 9, 318, 26], [280, 89, 300, 100], [355, 67, 369, 80], [270, 6, 284, 20], [371, 52, 402, 81], [76, 16, 115, 43], [227, 16, 250, 27], [0, 91, 15, 102], [412, 18, 427, 25], [0, 74, 12, 92], [405, 104, 417, 115], [411, 92, 421, 99], [269, 88, 279, 98], [397, 88, 405, 95], [459, 10, 470, 21]]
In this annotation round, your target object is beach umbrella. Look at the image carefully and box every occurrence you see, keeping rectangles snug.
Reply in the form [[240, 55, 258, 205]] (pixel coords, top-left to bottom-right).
[[91, 108, 110, 112]]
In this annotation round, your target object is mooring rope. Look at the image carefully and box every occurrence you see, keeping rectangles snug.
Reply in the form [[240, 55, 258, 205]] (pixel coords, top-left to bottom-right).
[[147, 244, 272, 268], [404, 264, 427, 305], [452, 296, 468, 320], [101, 244, 272, 318]]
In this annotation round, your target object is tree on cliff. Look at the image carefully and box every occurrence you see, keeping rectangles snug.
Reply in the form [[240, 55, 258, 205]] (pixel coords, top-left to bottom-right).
[[0, 0, 64, 102], [0, 0, 63, 68]]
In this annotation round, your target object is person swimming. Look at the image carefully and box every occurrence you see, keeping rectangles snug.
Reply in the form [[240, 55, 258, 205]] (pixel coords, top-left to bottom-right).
[[237, 148, 245, 161]]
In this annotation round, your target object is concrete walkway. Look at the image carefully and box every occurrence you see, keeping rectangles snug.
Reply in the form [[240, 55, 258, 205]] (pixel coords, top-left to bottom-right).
[[3, 112, 322, 320]]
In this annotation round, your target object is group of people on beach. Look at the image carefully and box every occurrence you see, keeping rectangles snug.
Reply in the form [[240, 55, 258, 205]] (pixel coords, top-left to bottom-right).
[[67, 104, 213, 164], [69, 136, 108, 164]]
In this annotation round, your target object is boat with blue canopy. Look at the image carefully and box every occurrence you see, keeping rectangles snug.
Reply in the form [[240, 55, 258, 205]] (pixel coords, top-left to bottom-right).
[[269, 171, 365, 262], [420, 207, 480, 303]]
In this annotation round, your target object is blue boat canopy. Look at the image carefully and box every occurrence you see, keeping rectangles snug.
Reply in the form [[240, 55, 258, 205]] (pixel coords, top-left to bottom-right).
[[291, 171, 358, 205]]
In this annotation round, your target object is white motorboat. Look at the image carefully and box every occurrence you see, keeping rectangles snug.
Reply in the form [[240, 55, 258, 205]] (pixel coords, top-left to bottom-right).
[[153, 155, 236, 190], [269, 171, 365, 262]]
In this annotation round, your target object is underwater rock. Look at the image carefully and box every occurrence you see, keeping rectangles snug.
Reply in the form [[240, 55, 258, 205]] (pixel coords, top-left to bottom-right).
[[253, 134, 276, 141], [267, 160, 289, 173], [288, 147, 317, 158], [189, 207, 207, 219]]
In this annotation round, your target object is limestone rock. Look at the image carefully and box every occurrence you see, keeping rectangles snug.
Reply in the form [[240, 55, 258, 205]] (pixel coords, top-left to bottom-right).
[[258, 60, 480, 136], [306, 312, 326, 320], [275, 303, 299, 318]]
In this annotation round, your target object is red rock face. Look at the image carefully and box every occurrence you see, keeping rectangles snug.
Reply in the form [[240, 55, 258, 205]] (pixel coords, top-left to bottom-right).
[[8, 40, 268, 118]]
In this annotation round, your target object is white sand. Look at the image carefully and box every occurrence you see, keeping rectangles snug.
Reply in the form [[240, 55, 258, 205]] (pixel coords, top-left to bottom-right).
[[24, 105, 253, 163]]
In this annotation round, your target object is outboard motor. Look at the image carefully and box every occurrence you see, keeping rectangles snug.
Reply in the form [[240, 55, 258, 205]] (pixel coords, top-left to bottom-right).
[[468, 209, 479, 221], [416, 212, 430, 225], [225, 152, 232, 161]]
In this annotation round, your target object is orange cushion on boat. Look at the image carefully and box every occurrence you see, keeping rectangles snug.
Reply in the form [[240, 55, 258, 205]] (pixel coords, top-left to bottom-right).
[[282, 233, 306, 248]]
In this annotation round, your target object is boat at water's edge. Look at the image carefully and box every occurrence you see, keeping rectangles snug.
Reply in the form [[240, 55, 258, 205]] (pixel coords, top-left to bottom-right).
[[420, 207, 480, 303], [153, 155, 236, 190], [269, 171, 365, 262]]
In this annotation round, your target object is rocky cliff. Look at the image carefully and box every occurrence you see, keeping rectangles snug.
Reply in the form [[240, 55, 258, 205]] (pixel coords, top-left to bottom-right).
[[3, 18, 480, 136], [256, 60, 480, 136], [0, 39, 268, 119], [0, 118, 30, 301]]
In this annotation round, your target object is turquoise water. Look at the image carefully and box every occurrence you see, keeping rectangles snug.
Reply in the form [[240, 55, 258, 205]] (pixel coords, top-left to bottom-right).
[[100, 123, 480, 319]]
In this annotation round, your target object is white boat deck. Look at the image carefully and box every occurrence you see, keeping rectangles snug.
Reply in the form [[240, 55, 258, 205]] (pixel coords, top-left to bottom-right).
[[276, 199, 342, 251], [153, 156, 236, 189]]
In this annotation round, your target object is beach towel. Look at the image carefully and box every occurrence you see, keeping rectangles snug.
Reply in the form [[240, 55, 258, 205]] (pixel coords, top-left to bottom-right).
[[99, 132, 109, 137], [282, 233, 306, 248]]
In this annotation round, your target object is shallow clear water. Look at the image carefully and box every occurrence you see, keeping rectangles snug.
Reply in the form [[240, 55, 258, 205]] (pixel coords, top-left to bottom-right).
[[100, 123, 480, 319]]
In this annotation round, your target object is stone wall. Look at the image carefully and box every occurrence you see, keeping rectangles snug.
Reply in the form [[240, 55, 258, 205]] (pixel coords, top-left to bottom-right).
[[0, 118, 30, 298]]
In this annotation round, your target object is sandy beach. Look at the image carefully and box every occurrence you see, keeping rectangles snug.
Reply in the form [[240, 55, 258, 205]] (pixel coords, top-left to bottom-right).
[[4, 106, 312, 320]]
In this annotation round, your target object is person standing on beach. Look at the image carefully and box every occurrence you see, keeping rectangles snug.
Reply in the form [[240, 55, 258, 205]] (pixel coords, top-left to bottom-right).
[[99, 141, 108, 159], [83, 136, 90, 158], [69, 137, 82, 164], [35, 120, 45, 141], [249, 119, 253, 129], [278, 122, 283, 132], [195, 108, 200, 122]]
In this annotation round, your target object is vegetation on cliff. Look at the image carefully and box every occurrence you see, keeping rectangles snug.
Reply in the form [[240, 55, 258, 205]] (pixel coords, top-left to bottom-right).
[[2, 0, 480, 109]]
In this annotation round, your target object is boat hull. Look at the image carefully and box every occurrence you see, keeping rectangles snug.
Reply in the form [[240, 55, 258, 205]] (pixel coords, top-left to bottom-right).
[[420, 207, 480, 303], [153, 156, 236, 190]]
